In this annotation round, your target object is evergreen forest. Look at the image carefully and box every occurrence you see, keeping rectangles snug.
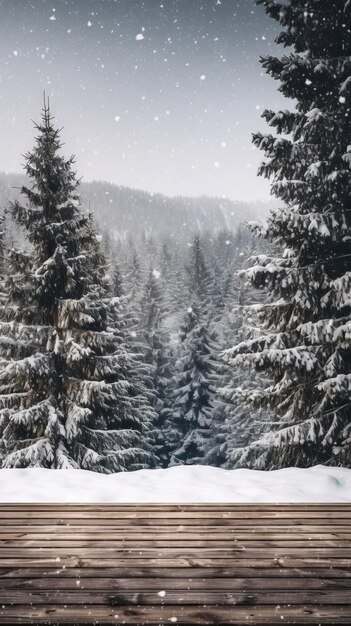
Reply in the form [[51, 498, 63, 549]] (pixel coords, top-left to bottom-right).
[[0, 0, 351, 472]]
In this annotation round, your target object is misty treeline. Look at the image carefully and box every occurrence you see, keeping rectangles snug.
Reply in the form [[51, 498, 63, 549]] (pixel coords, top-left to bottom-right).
[[0, 173, 267, 243], [0, 0, 351, 473]]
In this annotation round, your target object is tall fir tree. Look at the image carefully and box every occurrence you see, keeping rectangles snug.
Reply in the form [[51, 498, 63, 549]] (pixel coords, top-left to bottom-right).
[[0, 214, 6, 308], [167, 236, 222, 465], [225, 0, 351, 468], [220, 289, 273, 470], [0, 102, 152, 471], [139, 269, 172, 467], [167, 306, 220, 465]]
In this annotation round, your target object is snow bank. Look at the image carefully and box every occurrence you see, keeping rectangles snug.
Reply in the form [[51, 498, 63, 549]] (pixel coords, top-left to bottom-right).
[[0, 465, 350, 502]]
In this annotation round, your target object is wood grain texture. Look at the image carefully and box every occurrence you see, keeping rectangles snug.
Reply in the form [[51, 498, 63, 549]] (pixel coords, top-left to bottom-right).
[[0, 504, 350, 624]]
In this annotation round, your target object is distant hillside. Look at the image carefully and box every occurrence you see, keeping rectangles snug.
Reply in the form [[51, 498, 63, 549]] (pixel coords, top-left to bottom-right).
[[0, 172, 271, 239]]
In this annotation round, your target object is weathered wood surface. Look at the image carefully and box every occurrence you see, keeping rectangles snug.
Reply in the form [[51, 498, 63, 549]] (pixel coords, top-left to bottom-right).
[[0, 505, 350, 624]]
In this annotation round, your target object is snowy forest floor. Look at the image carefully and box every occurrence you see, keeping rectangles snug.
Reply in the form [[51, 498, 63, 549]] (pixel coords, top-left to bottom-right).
[[0, 465, 350, 502]]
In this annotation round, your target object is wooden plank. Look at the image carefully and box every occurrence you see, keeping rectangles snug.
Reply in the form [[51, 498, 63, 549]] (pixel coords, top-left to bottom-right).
[[0, 556, 350, 568], [1, 517, 351, 526], [0, 506, 351, 522], [2, 523, 351, 532], [0, 536, 351, 544], [2, 576, 351, 591], [1, 566, 351, 579], [1, 589, 351, 605], [0, 532, 347, 541], [0, 546, 350, 557], [0, 604, 351, 624], [0, 508, 349, 516]]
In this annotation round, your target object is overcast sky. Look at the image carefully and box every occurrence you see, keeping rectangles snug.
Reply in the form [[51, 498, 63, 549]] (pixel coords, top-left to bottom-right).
[[0, 0, 286, 200]]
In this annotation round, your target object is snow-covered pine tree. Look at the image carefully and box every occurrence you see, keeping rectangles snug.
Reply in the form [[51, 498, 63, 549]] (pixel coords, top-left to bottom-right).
[[224, 0, 351, 468], [0, 214, 7, 307], [0, 215, 5, 280], [107, 291, 157, 472], [105, 239, 158, 466], [204, 256, 244, 468], [120, 246, 147, 342], [161, 239, 188, 323], [204, 231, 265, 468], [219, 278, 273, 470], [139, 268, 172, 467], [0, 101, 152, 471], [112, 263, 124, 299], [167, 236, 222, 465], [125, 248, 145, 300], [168, 306, 223, 465]]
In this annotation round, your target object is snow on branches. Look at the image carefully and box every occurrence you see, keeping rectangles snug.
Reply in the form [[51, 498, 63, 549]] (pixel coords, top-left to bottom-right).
[[226, 0, 351, 468], [0, 102, 153, 472]]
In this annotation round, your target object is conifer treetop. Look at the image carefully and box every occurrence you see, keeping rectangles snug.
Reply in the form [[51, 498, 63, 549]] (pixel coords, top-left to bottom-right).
[[9, 99, 107, 323]]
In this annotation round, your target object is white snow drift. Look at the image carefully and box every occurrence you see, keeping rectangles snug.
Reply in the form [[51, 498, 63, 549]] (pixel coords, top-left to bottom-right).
[[0, 464, 350, 502]]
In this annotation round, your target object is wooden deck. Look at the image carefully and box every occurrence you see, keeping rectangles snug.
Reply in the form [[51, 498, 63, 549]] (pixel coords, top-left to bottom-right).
[[0, 505, 350, 624]]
